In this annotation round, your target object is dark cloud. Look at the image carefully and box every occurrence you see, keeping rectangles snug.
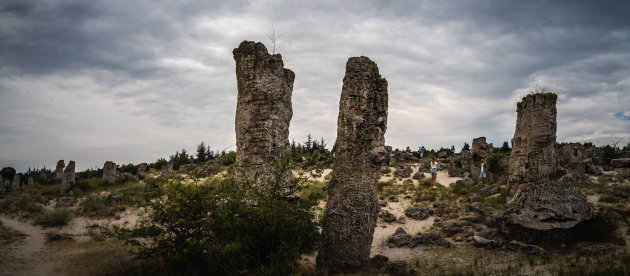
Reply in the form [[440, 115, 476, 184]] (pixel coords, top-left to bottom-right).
[[1, 0, 629, 171]]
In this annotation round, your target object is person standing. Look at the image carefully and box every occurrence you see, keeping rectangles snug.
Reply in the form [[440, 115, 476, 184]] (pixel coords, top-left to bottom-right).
[[420, 146, 425, 158], [451, 145, 455, 157], [431, 156, 439, 188], [480, 158, 488, 184]]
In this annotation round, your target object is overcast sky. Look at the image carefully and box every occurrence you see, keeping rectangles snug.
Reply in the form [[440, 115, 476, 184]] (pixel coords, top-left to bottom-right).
[[1, 0, 630, 172]]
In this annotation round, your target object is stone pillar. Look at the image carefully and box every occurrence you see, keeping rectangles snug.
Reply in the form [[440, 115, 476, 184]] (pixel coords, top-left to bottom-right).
[[55, 160, 65, 180], [27, 176, 33, 185], [12, 174, 20, 189], [138, 163, 147, 175], [471, 137, 493, 183], [508, 93, 557, 195], [102, 161, 117, 185], [62, 161, 75, 193], [232, 41, 294, 188], [317, 56, 388, 271]]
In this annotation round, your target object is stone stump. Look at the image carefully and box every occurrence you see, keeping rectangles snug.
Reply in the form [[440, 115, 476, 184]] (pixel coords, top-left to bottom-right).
[[102, 161, 117, 185], [27, 176, 33, 185], [62, 161, 75, 193], [56, 160, 65, 180], [317, 56, 388, 271], [508, 93, 558, 195], [232, 41, 294, 188], [12, 174, 20, 189], [137, 163, 147, 178], [561, 143, 585, 173]]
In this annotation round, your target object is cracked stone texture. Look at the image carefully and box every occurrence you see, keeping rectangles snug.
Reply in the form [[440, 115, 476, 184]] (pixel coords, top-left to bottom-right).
[[317, 56, 388, 271], [62, 161, 75, 193], [503, 173, 590, 230], [508, 93, 558, 196], [233, 41, 294, 188], [102, 161, 117, 185], [56, 160, 65, 180]]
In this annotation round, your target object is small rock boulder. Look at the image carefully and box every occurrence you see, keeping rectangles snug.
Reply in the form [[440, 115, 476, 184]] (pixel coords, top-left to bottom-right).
[[472, 235, 499, 249], [578, 245, 611, 255], [506, 240, 546, 255], [381, 210, 397, 223], [387, 227, 411, 247], [405, 206, 433, 220], [412, 171, 425, 180]]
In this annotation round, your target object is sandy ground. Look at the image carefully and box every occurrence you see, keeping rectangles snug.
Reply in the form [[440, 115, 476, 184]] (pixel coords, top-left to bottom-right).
[[380, 165, 462, 188], [0, 216, 61, 276], [293, 168, 332, 182]]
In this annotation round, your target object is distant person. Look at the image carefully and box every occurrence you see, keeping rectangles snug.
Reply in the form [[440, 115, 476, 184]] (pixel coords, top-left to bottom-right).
[[480, 158, 488, 184], [451, 145, 455, 157], [420, 146, 425, 158], [431, 156, 439, 188]]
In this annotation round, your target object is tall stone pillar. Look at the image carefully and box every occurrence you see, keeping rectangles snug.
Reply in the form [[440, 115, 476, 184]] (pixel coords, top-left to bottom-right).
[[62, 161, 75, 193], [102, 161, 117, 185], [317, 56, 388, 271], [55, 160, 65, 180], [508, 93, 558, 195], [232, 41, 294, 188], [12, 174, 20, 189], [471, 137, 493, 183]]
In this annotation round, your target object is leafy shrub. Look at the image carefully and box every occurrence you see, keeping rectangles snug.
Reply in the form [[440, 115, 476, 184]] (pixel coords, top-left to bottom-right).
[[378, 181, 393, 192], [117, 177, 319, 275], [487, 155, 506, 175], [298, 181, 327, 206], [218, 151, 237, 166], [36, 207, 74, 227], [80, 194, 108, 216]]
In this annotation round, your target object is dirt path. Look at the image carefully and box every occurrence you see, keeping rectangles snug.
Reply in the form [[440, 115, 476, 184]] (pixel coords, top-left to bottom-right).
[[0, 216, 61, 276]]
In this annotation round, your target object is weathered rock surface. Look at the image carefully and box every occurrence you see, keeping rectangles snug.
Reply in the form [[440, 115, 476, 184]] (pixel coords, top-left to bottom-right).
[[412, 171, 425, 180], [386, 260, 413, 275], [27, 176, 33, 185], [233, 40, 294, 188], [506, 240, 546, 255], [381, 210, 397, 223], [472, 235, 498, 249], [578, 245, 611, 255], [394, 164, 412, 178], [387, 227, 411, 247], [560, 143, 585, 173], [503, 173, 590, 230], [409, 232, 453, 248], [405, 206, 433, 220], [137, 163, 147, 177], [62, 161, 75, 193], [508, 93, 558, 195], [317, 56, 388, 271], [56, 160, 65, 180], [102, 161, 117, 185]]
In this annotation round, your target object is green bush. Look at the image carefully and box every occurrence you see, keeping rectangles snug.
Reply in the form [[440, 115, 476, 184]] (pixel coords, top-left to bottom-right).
[[117, 177, 319, 275], [487, 155, 506, 175], [36, 207, 74, 227], [80, 194, 108, 216], [298, 181, 327, 206]]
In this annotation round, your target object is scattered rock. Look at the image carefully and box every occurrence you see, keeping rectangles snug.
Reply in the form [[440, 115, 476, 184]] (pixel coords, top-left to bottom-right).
[[397, 216, 406, 224], [106, 192, 125, 205], [403, 179, 413, 185], [388, 195, 399, 202], [378, 200, 387, 207], [472, 235, 498, 249], [409, 232, 452, 248], [412, 171, 425, 180], [503, 173, 591, 230], [441, 221, 465, 237], [117, 172, 137, 183], [370, 254, 389, 268], [506, 240, 546, 255], [387, 227, 411, 247], [579, 245, 611, 255], [416, 194, 435, 202], [394, 164, 413, 178], [404, 206, 433, 220], [386, 260, 412, 276], [381, 210, 397, 223], [612, 189, 629, 199], [438, 151, 448, 159], [480, 185, 501, 197]]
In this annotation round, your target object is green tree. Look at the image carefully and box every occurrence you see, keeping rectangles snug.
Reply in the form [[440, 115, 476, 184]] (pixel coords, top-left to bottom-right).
[[462, 142, 470, 151], [196, 142, 207, 163]]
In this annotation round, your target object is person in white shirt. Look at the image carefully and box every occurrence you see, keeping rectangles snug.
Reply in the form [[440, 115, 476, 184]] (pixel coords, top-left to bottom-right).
[[431, 156, 439, 188]]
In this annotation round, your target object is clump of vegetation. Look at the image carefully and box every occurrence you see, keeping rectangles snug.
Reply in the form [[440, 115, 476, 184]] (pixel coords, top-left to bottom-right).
[[79, 194, 108, 216], [298, 180, 327, 206], [485, 193, 508, 209], [487, 154, 507, 175], [36, 207, 74, 227], [115, 176, 319, 275], [0, 220, 25, 244]]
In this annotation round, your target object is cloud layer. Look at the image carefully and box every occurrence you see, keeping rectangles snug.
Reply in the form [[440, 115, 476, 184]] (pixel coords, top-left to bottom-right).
[[1, 0, 630, 171]]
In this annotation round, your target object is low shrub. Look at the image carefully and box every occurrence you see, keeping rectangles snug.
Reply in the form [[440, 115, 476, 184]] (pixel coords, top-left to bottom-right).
[[116, 176, 319, 275], [298, 181, 327, 206], [36, 207, 74, 227]]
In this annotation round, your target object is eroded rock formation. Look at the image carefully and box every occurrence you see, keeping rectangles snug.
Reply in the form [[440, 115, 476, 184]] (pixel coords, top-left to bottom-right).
[[102, 161, 117, 185], [503, 174, 590, 230], [12, 174, 20, 189], [508, 93, 558, 195], [471, 137, 493, 183], [503, 93, 590, 230], [317, 56, 388, 271], [62, 161, 75, 193], [56, 160, 65, 180], [232, 41, 294, 188]]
